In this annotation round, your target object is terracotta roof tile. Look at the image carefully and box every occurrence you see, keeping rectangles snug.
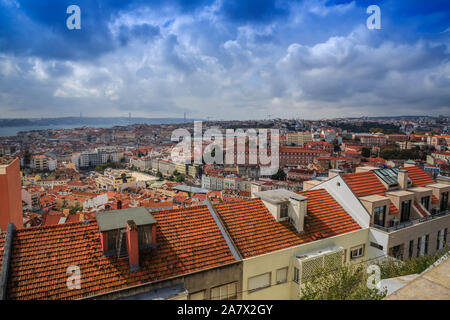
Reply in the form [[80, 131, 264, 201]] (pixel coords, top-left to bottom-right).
[[215, 190, 360, 259], [400, 166, 435, 187], [2, 205, 235, 300], [342, 171, 399, 215], [342, 171, 386, 197]]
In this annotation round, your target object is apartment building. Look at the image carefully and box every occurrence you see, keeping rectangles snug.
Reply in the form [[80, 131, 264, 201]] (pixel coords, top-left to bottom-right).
[[129, 156, 153, 171], [21, 186, 41, 211], [95, 169, 136, 191], [201, 174, 251, 193], [310, 165, 450, 261], [72, 147, 119, 169], [286, 132, 312, 146], [356, 134, 387, 147], [31, 155, 57, 171], [279, 146, 331, 167], [239, 189, 368, 299], [386, 134, 408, 143], [0, 158, 23, 231], [201, 174, 224, 190]]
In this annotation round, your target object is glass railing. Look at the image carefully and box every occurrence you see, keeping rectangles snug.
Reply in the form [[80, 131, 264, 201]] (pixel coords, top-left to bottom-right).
[[373, 209, 450, 232]]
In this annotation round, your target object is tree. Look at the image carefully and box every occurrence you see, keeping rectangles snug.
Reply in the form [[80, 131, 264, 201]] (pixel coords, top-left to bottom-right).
[[176, 174, 185, 182], [23, 148, 32, 168], [361, 147, 371, 158], [375, 245, 449, 279], [299, 263, 387, 300], [271, 168, 286, 181], [332, 139, 340, 153]]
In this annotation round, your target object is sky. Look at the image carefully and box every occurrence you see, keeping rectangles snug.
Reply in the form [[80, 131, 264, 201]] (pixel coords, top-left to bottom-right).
[[0, 0, 449, 120]]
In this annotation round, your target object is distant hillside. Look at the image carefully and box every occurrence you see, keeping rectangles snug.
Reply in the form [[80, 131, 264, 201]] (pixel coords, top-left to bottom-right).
[[0, 117, 201, 127]]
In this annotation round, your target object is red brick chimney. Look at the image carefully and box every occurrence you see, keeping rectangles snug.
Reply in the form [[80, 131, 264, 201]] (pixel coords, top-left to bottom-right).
[[100, 231, 108, 253], [126, 220, 139, 271], [152, 224, 157, 244]]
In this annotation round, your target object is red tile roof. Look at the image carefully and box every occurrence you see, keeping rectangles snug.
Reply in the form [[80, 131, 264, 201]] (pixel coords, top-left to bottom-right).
[[1, 205, 236, 300], [215, 190, 361, 259], [432, 195, 439, 204], [414, 201, 429, 217], [342, 171, 386, 197], [342, 171, 399, 215], [400, 165, 435, 187]]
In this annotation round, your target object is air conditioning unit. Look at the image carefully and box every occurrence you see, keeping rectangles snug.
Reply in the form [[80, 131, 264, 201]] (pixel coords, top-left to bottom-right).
[[295, 246, 345, 285]]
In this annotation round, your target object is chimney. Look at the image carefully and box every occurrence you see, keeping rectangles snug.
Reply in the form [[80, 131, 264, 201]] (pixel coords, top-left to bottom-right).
[[251, 182, 262, 198], [100, 231, 108, 253], [289, 195, 308, 233], [126, 220, 140, 271], [398, 169, 408, 190], [152, 224, 157, 244]]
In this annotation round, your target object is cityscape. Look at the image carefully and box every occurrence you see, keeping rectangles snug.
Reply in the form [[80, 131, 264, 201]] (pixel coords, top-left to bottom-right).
[[0, 0, 449, 307]]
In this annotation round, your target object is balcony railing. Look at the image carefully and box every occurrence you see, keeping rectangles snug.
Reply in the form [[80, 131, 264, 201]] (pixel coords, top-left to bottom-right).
[[373, 209, 450, 232]]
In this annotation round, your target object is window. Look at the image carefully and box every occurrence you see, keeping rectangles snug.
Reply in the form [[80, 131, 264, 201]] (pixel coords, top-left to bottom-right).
[[373, 205, 386, 227], [138, 225, 153, 248], [190, 290, 205, 300], [409, 240, 414, 258], [248, 273, 271, 292], [417, 236, 426, 257], [444, 228, 448, 246], [293, 267, 300, 284], [389, 245, 403, 260], [400, 200, 411, 222], [370, 242, 383, 251], [421, 196, 430, 210], [425, 234, 429, 255], [276, 267, 288, 284], [350, 245, 365, 259], [107, 229, 127, 252], [437, 230, 445, 251], [280, 202, 288, 218], [211, 282, 237, 300]]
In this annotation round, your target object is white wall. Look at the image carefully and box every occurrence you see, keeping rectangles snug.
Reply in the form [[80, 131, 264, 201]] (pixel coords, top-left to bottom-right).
[[368, 228, 389, 259], [311, 175, 371, 228]]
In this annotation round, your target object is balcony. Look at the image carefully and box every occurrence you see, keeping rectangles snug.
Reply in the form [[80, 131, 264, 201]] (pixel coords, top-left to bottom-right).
[[373, 209, 450, 232]]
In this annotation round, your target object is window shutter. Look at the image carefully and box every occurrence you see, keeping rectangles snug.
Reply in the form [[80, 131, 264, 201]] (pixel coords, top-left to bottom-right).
[[248, 273, 271, 291]]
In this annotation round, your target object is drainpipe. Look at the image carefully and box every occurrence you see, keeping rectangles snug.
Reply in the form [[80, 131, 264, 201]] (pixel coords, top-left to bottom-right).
[[204, 199, 242, 261], [0, 223, 16, 300]]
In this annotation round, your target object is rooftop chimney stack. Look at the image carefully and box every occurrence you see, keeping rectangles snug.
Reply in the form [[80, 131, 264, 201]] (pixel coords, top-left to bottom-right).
[[398, 169, 408, 190], [126, 220, 140, 271], [289, 197, 308, 233]]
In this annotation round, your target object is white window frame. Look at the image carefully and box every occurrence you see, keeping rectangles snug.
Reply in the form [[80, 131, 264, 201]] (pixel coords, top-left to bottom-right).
[[350, 245, 365, 260], [248, 272, 271, 292], [275, 267, 288, 284], [211, 282, 237, 300]]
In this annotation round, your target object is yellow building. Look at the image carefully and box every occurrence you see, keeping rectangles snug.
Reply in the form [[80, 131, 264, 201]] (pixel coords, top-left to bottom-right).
[[175, 163, 187, 176], [286, 132, 312, 146], [21, 173, 41, 186], [241, 228, 369, 299], [210, 188, 372, 300], [96, 169, 136, 191]]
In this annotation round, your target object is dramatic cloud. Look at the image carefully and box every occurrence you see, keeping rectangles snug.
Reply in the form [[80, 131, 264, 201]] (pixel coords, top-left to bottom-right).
[[0, 0, 449, 119]]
